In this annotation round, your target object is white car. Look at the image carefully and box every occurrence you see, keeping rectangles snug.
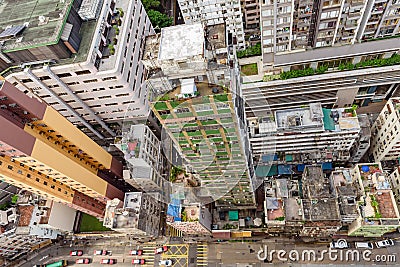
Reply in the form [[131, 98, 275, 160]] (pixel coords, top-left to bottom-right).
[[330, 239, 349, 249], [159, 260, 173, 266], [94, 250, 110, 255], [375, 239, 395, 248]]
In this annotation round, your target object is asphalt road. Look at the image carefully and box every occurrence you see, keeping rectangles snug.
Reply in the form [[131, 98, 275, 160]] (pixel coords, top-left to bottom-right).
[[22, 237, 199, 267], [16, 236, 400, 267], [208, 238, 400, 267]]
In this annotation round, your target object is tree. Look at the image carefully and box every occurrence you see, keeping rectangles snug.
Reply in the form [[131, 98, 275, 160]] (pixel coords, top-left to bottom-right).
[[141, 0, 161, 10], [147, 10, 172, 29]]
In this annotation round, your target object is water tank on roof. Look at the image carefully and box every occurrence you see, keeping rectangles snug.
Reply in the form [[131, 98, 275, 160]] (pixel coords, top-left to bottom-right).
[[78, 0, 104, 20]]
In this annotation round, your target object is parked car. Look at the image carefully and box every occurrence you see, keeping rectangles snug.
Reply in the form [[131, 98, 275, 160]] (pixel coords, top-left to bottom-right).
[[70, 250, 83, 256], [76, 258, 90, 264], [100, 259, 116, 264], [94, 250, 110, 255], [155, 246, 168, 254], [132, 259, 146, 264], [159, 259, 173, 266], [355, 242, 374, 249], [375, 239, 395, 248], [330, 239, 349, 249], [129, 249, 143, 255]]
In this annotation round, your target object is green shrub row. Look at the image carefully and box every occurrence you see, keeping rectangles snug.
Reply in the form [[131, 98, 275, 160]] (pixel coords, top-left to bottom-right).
[[280, 65, 328, 80], [237, 43, 261, 58], [338, 53, 400, 71], [266, 53, 400, 81]]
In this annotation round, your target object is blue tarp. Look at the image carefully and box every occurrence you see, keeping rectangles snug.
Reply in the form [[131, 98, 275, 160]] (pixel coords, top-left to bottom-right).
[[297, 164, 305, 172], [167, 198, 182, 221], [278, 164, 292, 175], [255, 165, 278, 177], [261, 154, 277, 163], [361, 165, 370, 172], [322, 162, 333, 170]]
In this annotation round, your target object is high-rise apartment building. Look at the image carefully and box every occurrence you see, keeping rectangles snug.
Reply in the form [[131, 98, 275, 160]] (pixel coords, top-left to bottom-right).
[[103, 192, 162, 236], [348, 163, 400, 237], [250, 103, 366, 170], [143, 24, 255, 207], [1, 0, 153, 142], [0, 79, 124, 218], [260, 0, 400, 57], [241, 0, 261, 34], [177, 0, 246, 48], [151, 85, 255, 207], [239, 0, 400, 120], [370, 98, 400, 162], [114, 124, 169, 193]]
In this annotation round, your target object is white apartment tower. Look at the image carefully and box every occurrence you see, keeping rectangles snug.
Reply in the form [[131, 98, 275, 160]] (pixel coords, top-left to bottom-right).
[[261, 0, 400, 58], [249, 103, 363, 167], [177, 0, 246, 48], [114, 124, 168, 193], [370, 98, 400, 162], [4, 0, 153, 141]]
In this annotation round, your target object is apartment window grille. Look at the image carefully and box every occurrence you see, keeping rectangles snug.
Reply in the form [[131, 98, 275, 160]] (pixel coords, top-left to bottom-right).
[[58, 73, 72, 78], [75, 70, 91, 75]]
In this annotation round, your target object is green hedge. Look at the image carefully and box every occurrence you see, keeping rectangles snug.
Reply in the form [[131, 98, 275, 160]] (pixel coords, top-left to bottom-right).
[[280, 65, 328, 80], [339, 53, 400, 71], [279, 54, 400, 80], [237, 43, 261, 58]]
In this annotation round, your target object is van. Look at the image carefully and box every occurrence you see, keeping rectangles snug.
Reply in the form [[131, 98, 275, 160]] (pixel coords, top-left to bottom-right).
[[355, 242, 374, 249]]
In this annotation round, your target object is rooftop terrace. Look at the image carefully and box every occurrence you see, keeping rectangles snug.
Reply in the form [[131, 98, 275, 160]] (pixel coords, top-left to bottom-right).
[[302, 199, 341, 221], [355, 163, 400, 220], [275, 103, 324, 131], [0, 0, 73, 52], [17, 205, 34, 227], [302, 166, 333, 199], [158, 23, 204, 61]]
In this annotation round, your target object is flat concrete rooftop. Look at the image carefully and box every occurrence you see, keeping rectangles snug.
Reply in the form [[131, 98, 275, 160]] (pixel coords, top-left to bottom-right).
[[275, 103, 324, 130], [0, 0, 73, 52], [159, 23, 204, 61]]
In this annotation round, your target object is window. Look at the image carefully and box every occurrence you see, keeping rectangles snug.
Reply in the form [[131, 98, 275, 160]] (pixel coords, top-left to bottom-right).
[[58, 73, 72, 78], [83, 79, 98, 83], [39, 76, 50, 81], [103, 76, 117, 81], [75, 70, 91, 75]]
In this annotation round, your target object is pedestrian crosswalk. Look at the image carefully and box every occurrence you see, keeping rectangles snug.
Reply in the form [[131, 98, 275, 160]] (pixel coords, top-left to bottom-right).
[[197, 243, 208, 266], [128, 245, 155, 266], [167, 225, 184, 237]]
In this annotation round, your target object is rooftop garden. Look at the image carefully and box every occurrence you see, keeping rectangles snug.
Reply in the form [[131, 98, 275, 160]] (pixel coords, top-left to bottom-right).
[[236, 43, 261, 58], [366, 194, 382, 219], [359, 164, 381, 180], [263, 53, 400, 81], [152, 83, 227, 109], [240, 63, 258, 76], [170, 165, 187, 183], [104, 8, 124, 56], [141, 0, 172, 29]]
